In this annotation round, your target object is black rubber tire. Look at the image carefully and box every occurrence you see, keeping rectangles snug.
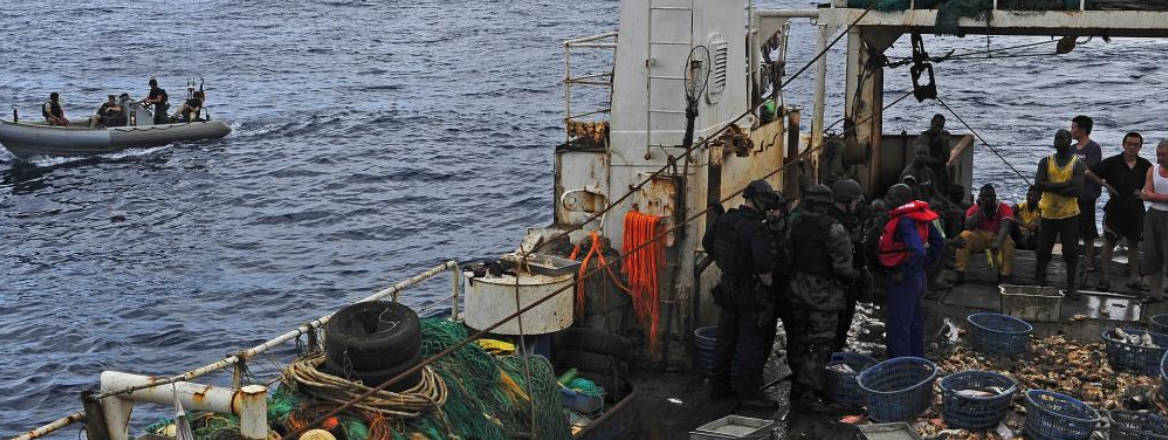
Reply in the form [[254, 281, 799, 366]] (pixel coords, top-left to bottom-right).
[[554, 349, 629, 376], [556, 328, 632, 361], [323, 350, 424, 392], [573, 371, 629, 402], [325, 301, 421, 372]]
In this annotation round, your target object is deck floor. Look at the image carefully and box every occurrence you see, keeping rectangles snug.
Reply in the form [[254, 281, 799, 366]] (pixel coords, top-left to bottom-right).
[[626, 248, 1168, 438]]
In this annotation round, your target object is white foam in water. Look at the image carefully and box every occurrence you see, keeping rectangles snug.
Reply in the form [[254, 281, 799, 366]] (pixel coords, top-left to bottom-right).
[[18, 145, 171, 167]]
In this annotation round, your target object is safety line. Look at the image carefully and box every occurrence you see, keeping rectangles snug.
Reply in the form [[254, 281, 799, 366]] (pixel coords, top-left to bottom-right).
[[936, 96, 1032, 185]]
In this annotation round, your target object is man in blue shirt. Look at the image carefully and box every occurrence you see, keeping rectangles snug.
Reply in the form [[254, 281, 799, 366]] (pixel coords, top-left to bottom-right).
[[1072, 115, 1102, 273]]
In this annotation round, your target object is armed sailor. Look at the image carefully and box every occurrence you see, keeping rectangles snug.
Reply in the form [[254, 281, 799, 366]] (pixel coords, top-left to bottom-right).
[[825, 179, 871, 353], [701, 179, 783, 408], [785, 184, 856, 413]]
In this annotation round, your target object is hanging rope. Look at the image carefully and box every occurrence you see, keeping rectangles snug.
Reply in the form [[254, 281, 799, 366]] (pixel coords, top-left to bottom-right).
[[936, 96, 1032, 185], [571, 231, 631, 318], [621, 211, 666, 355]]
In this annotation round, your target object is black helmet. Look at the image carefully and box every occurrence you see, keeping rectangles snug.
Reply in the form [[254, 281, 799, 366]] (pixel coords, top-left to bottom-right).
[[831, 179, 864, 203], [885, 183, 914, 208], [743, 179, 774, 201], [804, 184, 833, 206], [743, 180, 783, 211]]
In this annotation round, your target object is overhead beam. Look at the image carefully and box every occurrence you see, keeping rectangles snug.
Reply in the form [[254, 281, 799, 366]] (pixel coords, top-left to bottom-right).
[[819, 9, 1168, 37]]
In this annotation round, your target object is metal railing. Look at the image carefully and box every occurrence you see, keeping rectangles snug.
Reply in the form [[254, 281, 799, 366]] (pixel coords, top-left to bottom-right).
[[12, 261, 463, 440], [563, 32, 617, 145]]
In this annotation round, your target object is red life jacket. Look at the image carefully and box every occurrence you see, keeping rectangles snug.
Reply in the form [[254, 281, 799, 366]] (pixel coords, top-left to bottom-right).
[[878, 200, 940, 267]]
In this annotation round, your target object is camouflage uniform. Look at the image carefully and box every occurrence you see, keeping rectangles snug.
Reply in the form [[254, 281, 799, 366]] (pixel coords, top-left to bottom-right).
[[785, 187, 856, 408]]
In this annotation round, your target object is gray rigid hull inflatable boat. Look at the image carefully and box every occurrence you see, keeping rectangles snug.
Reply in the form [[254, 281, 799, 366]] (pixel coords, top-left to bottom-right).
[[0, 102, 230, 160]]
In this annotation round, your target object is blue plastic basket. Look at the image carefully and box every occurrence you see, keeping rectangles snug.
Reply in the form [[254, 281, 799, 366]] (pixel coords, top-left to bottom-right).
[[939, 370, 1018, 429], [1152, 314, 1168, 335], [1109, 410, 1168, 440], [825, 352, 878, 408], [1161, 351, 1168, 406], [856, 357, 937, 423], [1102, 328, 1168, 376], [1023, 390, 1101, 440], [967, 312, 1032, 355]]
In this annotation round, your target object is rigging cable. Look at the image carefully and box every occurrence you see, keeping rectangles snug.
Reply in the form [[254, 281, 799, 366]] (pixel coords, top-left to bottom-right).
[[936, 96, 1032, 185]]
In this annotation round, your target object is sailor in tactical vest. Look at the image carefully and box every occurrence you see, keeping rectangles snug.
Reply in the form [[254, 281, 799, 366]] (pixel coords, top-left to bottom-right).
[[701, 179, 783, 408], [786, 184, 857, 413], [825, 179, 873, 353], [878, 183, 945, 358]]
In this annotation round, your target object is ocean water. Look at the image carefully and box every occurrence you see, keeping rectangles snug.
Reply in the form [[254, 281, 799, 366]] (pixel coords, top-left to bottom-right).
[[2, 0, 1166, 435]]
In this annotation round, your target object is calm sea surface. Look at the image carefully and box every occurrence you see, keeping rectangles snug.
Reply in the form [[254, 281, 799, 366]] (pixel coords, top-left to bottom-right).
[[2, 0, 1166, 435]]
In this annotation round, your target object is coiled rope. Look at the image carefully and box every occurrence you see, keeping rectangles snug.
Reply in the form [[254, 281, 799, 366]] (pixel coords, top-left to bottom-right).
[[283, 354, 449, 419]]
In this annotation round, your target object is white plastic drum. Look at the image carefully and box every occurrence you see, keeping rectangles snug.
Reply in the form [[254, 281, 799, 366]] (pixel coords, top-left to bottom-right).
[[464, 271, 575, 335]]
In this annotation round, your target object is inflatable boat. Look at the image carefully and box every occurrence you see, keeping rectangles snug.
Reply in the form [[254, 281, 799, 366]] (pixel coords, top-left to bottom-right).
[[0, 104, 230, 160]]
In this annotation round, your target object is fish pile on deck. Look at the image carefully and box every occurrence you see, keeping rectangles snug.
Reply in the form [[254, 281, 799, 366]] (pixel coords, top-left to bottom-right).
[[908, 333, 1163, 439], [843, 302, 887, 356]]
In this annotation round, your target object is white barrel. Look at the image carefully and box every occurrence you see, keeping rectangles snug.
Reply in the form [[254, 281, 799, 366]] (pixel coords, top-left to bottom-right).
[[464, 271, 575, 335]]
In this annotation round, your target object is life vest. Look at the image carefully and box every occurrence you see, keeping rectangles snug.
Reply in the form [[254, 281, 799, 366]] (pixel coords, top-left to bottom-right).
[[878, 200, 939, 267]]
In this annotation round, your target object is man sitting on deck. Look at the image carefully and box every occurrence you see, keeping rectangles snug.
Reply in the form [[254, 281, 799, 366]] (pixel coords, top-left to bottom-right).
[[954, 184, 1015, 285], [1012, 186, 1042, 251], [1086, 132, 1152, 293], [1035, 129, 1086, 300]]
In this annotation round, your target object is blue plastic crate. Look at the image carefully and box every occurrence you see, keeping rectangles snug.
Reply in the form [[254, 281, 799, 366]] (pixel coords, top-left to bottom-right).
[[1102, 328, 1168, 376], [857, 357, 937, 423], [939, 370, 1017, 429], [1109, 410, 1168, 440], [1152, 314, 1168, 336], [825, 352, 878, 408], [1023, 390, 1101, 440], [967, 312, 1032, 355]]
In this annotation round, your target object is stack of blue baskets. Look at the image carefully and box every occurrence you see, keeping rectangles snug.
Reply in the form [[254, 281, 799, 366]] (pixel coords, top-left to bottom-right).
[[1024, 390, 1101, 440], [1109, 410, 1168, 440], [1151, 313, 1168, 335], [1102, 328, 1168, 375], [939, 371, 1018, 429], [856, 357, 937, 423], [967, 312, 1032, 355], [825, 352, 878, 408]]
